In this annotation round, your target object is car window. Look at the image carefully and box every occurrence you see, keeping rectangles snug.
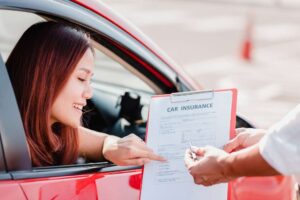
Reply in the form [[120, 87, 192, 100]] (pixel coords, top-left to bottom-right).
[[0, 10, 43, 61], [0, 10, 154, 168], [91, 45, 154, 121], [0, 10, 154, 93], [93, 47, 154, 93]]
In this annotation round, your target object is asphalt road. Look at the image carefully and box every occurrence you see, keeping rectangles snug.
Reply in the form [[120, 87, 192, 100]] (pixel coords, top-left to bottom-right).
[[103, 0, 300, 128]]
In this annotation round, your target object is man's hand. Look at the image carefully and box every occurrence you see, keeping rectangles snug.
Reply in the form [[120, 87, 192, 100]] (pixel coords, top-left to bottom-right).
[[103, 134, 165, 166], [223, 128, 266, 153], [185, 146, 234, 186]]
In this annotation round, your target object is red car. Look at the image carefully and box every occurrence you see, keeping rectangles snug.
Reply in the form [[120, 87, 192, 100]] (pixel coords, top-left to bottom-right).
[[0, 0, 296, 199]]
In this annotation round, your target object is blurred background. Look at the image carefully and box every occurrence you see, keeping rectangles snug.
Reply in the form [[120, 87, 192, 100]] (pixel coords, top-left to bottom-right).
[[103, 0, 300, 128]]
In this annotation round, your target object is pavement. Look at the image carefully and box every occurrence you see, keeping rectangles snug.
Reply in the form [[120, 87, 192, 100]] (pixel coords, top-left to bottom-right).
[[103, 0, 300, 128]]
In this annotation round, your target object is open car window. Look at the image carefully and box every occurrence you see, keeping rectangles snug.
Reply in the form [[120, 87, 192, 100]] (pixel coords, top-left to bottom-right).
[[93, 44, 154, 93], [0, 10, 43, 61], [84, 43, 156, 141], [0, 9, 156, 170]]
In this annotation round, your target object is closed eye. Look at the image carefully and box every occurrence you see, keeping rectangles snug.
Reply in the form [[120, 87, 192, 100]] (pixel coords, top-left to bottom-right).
[[78, 78, 86, 82]]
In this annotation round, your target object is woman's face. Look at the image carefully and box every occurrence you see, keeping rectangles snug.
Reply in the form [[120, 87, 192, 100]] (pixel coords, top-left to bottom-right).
[[50, 48, 95, 128]]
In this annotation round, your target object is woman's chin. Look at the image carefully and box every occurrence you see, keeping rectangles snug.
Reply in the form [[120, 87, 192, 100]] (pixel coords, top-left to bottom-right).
[[66, 119, 81, 129]]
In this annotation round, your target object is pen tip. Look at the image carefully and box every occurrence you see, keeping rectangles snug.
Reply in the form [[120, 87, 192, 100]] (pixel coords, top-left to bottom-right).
[[190, 146, 198, 152]]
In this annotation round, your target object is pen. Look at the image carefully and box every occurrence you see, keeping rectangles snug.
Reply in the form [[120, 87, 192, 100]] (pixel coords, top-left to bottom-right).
[[189, 141, 198, 161]]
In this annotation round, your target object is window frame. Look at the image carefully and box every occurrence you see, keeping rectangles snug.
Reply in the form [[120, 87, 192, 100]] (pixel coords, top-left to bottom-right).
[[0, 53, 31, 177], [0, 0, 182, 179]]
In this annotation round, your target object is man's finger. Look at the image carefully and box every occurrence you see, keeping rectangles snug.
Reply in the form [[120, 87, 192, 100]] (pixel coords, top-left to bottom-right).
[[194, 176, 205, 185], [235, 128, 246, 136], [223, 138, 239, 152], [195, 147, 206, 156], [184, 149, 195, 168]]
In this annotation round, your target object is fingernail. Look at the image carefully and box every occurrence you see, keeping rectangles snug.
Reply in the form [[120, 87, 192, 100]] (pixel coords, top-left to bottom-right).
[[160, 157, 167, 161]]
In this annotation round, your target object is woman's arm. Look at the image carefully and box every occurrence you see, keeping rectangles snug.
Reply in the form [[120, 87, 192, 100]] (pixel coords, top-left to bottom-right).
[[78, 126, 165, 165], [78, 126, 110, 161]]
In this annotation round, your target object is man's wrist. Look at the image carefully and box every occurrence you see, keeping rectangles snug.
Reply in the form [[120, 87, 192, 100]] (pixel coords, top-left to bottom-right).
[[218, 154, 235, 179]]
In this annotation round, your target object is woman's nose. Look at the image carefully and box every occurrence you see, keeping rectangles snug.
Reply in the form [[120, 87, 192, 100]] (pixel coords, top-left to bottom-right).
[[83, 84, 93, 99]]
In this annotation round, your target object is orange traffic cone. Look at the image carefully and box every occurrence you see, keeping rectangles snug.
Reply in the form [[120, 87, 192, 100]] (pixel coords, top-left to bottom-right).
[[241, 16, 253, 61]]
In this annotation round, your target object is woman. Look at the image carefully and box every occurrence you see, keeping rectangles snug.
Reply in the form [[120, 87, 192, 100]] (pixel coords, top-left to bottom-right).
[[6, 21, 164, 167]]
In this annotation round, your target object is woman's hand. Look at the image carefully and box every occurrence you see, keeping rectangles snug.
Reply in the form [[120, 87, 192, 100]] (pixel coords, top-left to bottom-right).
[[103, 133, 165, 166], [185, 146, 234, 186], [223, 128, 266, 153]]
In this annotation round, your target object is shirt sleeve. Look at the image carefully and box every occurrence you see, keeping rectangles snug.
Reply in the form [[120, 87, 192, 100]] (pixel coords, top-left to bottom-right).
[[259, 104, 300, 175]]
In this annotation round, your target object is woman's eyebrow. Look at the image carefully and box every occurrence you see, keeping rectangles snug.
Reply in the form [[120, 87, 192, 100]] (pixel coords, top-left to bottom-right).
[[79, 68, 94, 76]]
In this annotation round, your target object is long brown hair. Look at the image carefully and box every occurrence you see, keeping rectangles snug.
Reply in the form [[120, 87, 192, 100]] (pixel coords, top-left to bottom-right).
[[6, 21, 93, 166]]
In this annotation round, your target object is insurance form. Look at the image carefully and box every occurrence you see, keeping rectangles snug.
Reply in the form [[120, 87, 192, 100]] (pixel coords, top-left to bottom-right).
[[140, 89, 237, 200]]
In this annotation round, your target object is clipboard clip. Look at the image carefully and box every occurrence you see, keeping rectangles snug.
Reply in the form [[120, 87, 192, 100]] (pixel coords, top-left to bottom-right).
[[170, 90, 214, 103]]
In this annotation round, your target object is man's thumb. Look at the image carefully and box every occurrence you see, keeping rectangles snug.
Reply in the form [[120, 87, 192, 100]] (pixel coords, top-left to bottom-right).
[[196, 147, 205, 156]]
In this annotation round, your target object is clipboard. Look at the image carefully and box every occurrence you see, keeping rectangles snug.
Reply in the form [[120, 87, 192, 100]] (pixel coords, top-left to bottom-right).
[[151, 89, 236, 138], [140, 88, 237, 200]]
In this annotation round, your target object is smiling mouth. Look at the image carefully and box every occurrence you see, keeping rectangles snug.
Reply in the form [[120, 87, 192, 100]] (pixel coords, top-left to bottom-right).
[[73, 104, 83, 112]]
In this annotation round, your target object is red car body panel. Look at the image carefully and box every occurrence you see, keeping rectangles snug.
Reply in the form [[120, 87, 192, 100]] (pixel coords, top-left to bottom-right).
[[0, 170, 141, 200], [0, 172, 294, 200], [0, 182, 26, 199]]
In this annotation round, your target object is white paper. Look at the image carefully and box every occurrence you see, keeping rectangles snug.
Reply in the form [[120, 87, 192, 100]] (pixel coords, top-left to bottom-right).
[[140, 90, 234, 200]]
